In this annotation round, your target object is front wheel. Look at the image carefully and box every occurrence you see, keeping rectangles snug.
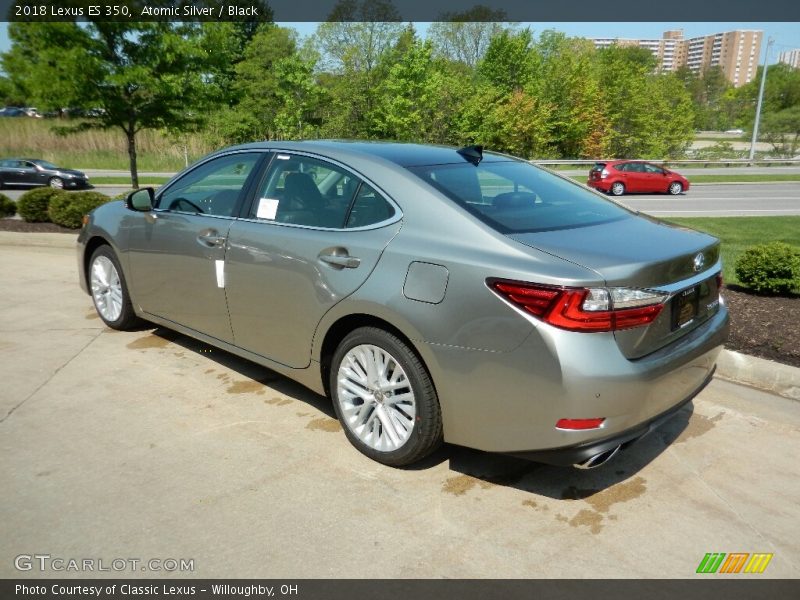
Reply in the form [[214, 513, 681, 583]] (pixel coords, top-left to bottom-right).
[[88, 245, 141, 330], [330, 327, 443, 467], [668, 181, 683, 195], [610, 182, 625, 196], [49, 177, 64, 189]]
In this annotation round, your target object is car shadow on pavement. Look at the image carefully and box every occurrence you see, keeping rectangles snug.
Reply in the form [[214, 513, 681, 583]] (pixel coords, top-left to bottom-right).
[[146, 326, 337, 419], [142, 326, 693, 497], [441, 405, 692, 498]]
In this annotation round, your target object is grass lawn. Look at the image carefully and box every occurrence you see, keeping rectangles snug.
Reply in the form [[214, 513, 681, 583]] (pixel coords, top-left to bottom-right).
[[663, 216, 800, 285]]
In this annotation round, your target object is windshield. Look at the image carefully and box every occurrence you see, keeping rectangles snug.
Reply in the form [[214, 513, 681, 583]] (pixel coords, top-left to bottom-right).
[[408, 160, 633, 233]]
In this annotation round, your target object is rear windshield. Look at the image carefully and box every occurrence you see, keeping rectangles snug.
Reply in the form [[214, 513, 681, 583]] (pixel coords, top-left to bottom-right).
[[407, 160, 632, 233], [591, 162, 606, 171]]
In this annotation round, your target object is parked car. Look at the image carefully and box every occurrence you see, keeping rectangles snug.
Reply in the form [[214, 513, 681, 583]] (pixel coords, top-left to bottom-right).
[[587, 160, 690, 196], [724, 128, 744, 135], [78, 142, 728, 469], [0, 107, 26, 117], [0, 158, 89, 189]]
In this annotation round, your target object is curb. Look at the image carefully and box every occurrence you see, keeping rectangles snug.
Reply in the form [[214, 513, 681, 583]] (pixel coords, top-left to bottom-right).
[[715, 349, 800, 402]]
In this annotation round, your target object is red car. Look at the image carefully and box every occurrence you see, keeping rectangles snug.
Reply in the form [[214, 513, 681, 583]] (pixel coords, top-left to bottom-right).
[[587, 160, 689, 196]]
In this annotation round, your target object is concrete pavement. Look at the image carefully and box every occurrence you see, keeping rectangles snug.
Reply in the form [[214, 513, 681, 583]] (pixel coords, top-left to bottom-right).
[[1, 236, 799, 578]]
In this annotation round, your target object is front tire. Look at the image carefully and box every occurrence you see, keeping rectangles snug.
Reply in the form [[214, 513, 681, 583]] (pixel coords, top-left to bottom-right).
[[330, 327, 443, 467], [88, 245, 141, 330], [668, 181, 683, 195], [49, 177, 64, 189], [610, 182, 625, 196]]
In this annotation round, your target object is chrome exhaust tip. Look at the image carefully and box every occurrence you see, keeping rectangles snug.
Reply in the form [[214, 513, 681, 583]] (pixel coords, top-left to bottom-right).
[[573, 445, 622, 470]]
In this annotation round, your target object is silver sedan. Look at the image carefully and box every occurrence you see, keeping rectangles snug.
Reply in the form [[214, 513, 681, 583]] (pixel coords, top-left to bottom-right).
[[77, 142, 729, 468]]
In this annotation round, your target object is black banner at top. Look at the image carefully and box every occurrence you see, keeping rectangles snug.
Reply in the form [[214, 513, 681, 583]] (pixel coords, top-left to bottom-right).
[[0, 0, 799, 22]]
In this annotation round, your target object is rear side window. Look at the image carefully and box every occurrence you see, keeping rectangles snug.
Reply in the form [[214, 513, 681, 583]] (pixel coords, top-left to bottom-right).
[[408, 161, 632, 233]]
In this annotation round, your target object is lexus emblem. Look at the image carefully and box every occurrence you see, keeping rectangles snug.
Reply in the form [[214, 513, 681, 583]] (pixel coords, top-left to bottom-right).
[[693, 253, 705, 272]]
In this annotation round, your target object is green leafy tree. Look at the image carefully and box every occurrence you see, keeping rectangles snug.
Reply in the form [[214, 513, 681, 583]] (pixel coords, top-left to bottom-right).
[[428, 8, 511, 68], [760, 105, 800, 157], [374, 37, 446, 141], [476, 28, 536, 94], [2, 21, 212, 188]]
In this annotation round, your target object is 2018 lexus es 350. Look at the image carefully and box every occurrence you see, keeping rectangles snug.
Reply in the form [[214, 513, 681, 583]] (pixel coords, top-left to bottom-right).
[[77, 141, 729, 468]]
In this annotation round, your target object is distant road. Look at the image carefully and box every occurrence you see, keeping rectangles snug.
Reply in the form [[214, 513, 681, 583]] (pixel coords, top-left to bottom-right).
[[3, 182, 799, 218], [555, 166, 800, 177]]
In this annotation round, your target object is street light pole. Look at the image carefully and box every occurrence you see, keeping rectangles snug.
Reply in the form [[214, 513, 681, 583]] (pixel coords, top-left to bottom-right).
[[749, 36, 774, 162]]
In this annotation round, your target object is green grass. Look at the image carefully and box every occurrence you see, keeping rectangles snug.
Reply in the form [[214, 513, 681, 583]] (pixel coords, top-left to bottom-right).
[[664, 216, 800, 285]]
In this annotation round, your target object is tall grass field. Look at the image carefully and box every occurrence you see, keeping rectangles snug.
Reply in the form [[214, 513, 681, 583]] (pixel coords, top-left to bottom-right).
[[0, 118, 213, 172]]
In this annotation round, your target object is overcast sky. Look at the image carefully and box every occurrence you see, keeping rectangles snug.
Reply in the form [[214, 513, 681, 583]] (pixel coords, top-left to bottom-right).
[[1, 21, 798, 65]]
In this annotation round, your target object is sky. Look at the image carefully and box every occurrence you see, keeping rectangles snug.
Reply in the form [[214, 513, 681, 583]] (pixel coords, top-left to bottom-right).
[[0, 21, 798, 65]]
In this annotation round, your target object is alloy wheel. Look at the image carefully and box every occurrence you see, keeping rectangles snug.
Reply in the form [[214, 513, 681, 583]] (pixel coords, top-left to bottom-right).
[[336, 344, 416, 452], [90, 255, 123, 322]]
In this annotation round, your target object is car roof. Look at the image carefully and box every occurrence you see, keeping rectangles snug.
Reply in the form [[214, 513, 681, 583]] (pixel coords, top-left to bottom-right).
[[227, 140, 514, 168]]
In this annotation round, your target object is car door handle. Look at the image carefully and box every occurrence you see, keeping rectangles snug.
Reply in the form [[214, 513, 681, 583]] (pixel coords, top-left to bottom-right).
[[319, 252, 361, 269], [197, 231, 226, 247]]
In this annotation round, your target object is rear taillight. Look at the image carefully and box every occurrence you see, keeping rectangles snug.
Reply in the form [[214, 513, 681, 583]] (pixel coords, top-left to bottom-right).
[[716, 271, 723, 290], [600, 168, 609, 179], [489, 280, 667, 332]]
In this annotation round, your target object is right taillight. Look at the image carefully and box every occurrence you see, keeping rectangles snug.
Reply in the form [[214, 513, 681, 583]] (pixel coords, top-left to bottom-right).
[[489, 280, 668, 332]]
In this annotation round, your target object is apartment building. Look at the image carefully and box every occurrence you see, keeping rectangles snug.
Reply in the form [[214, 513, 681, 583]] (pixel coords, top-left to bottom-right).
[[591, 29, 763, 87], [779, 49, 800, 69]]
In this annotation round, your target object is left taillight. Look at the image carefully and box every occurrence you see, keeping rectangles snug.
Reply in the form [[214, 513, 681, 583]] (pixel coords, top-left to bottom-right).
[[489, 280, 667, 332]]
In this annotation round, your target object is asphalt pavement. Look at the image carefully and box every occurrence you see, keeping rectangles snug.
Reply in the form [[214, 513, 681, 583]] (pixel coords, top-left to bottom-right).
[[1, 234, 799, 578]]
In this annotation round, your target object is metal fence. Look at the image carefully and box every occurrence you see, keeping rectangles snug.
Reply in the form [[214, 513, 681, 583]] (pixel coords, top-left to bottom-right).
[[532, 158, 800, 168]]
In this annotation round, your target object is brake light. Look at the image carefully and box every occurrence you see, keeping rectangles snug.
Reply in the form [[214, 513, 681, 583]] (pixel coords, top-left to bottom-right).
[[600, 168, 609, 179], [716, 271, 723, 290], [489, 280, 667, 332]]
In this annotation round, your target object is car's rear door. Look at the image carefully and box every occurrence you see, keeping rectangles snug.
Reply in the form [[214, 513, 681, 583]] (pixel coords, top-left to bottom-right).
[[224, 152, 401, 368], [126, 151, 266, 343]]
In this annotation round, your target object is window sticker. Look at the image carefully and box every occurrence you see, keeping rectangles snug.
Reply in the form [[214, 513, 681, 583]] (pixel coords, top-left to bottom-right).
[[256, 197, 280, 220]]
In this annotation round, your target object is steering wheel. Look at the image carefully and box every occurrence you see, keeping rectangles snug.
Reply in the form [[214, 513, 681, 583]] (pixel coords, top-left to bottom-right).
[[168, 198, 204, 214]]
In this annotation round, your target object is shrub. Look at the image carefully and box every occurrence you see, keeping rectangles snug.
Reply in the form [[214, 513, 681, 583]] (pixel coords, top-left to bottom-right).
[[735, 242, 800, 295], [48, 191, 112, 229], [16, 187, 66, 222], [0, 193, 16, 217]]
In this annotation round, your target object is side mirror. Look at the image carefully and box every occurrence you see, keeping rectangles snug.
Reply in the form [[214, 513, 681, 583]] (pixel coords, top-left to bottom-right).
[[126, 187, 155, 212]]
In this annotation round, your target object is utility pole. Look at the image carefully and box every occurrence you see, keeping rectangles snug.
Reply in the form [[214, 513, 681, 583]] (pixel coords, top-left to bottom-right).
[[749, 36, 774, 162]]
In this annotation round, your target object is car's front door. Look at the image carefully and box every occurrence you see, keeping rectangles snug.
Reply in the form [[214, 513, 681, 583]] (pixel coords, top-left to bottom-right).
[[7, 160, 39, 186], [126, 151, 265, 343], [224, 152, 401, 368]]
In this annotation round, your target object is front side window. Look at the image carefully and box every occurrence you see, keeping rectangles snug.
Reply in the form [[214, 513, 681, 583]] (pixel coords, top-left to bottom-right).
[[408, 160, 633, 233], [643, 163, 664, 174], [158, 152, 261, 217]]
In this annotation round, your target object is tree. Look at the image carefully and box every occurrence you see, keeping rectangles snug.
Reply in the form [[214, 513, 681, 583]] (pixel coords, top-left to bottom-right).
[[2, 21, 212, 188], [428, 7, 511, 68], [315, 0, 404, 73], [760, 106, 800, 157], [476, 28, 536, 94], [374, 37, 445, 141]]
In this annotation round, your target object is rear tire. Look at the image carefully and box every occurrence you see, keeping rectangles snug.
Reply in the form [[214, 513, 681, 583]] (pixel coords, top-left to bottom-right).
[[330, 327, 443, 467], [88, 245, 142, 330], [610, 182, 625, 196]]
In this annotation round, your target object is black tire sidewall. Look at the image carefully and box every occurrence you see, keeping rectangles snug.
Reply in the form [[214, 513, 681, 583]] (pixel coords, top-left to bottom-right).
[[88, 245, 138, 330], [330, 327, 442, 467]]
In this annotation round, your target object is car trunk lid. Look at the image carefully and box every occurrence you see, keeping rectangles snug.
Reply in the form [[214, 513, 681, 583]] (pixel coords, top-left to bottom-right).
[[509, 215, 722, 358]]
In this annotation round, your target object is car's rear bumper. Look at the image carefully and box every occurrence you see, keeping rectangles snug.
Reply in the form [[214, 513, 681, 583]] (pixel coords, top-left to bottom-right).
[[507, 366, 714, 466], [424, 302, 729, 455], [587, 179, 611, 192]]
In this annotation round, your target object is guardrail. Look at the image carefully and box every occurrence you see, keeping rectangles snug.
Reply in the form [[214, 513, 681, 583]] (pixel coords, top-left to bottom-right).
[[532, 158, 800, 168]]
